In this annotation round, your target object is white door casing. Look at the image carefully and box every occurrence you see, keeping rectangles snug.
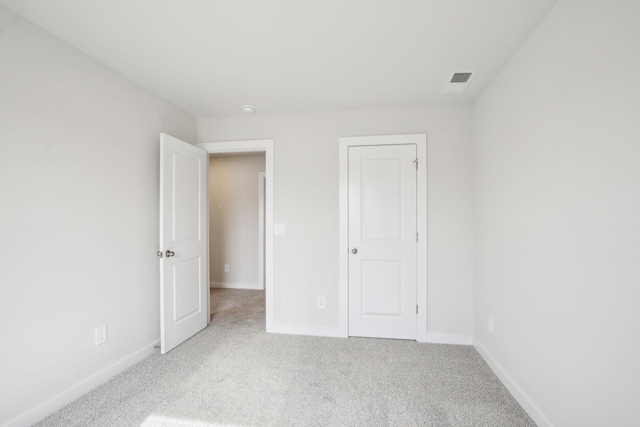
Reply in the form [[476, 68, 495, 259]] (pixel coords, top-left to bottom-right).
[[258, 172, 266, 290], [348, 144, 417, 339], [197, 139, 275, 333], [339, 134, 427, 342], [159, 133, 209, 354]]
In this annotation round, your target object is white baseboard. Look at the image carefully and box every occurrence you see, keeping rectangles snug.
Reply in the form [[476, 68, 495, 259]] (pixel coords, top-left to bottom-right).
[[3, 340, 159, 427], [267, 326, 472, 344], [210, 281, 264, 290], [269, 323, 347, 338], [425, 333, 473, 345], [474, 339, 553, 427]]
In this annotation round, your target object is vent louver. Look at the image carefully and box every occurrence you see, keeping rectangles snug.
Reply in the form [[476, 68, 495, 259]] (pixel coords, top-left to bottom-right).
[[443, 71, 476, 93], [450, 72, 473, 83]]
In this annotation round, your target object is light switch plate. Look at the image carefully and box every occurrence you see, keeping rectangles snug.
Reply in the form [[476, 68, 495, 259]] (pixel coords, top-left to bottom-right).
[[274, 223, 286, 236]]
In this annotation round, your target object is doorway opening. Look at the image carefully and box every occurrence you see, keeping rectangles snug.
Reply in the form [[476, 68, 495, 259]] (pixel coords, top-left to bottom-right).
[[198, 139, 274, 332], [208, 153, 266, 291]]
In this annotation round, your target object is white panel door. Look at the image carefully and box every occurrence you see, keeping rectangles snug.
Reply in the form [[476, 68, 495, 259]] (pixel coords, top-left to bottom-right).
[[159, 133, 208, 354], [348, 144, 417, 339]]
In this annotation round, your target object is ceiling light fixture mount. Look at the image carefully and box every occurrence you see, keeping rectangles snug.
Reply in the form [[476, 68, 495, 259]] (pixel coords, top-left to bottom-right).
[[241, 104, 255, 115]]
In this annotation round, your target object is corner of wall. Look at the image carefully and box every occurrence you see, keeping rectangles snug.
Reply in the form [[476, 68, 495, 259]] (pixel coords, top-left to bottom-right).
[[473, 339, 552, 427]]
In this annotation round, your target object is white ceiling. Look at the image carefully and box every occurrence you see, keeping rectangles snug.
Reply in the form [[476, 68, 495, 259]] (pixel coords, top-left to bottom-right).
[[1, 0, 557, 118]]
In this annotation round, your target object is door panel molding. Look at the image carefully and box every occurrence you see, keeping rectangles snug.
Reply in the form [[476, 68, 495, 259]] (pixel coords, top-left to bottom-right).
[[339, 134, 427, 342]]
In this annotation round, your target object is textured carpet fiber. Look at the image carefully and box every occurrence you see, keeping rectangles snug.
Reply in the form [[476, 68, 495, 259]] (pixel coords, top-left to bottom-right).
[[35, 289, 535, 426]]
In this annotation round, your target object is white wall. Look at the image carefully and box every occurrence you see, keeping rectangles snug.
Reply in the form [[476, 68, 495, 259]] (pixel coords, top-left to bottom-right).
[[0, 8, 196, 426], [198, 106, 474, 340], [472, 1, 640, 426], [209, 154, 266, 288]]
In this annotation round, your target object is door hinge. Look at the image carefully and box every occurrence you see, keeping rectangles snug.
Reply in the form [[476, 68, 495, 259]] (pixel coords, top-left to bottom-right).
[[416, 304, 419, 314], [416, 232, 418, 242], [413, 158, 418, 170]]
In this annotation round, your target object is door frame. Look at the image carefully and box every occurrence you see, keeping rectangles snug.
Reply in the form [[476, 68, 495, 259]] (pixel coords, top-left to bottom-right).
[[338, 134, 427, 342], [258, 172, 266, 290], [197, 139, 274, 332]]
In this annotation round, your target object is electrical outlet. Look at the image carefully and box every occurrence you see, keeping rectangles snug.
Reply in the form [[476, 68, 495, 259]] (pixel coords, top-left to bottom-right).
[[224, 264, 229, 273], [487, 316, 494, 333], [317, 296, 325, 309], [95, 325, 107, 346]]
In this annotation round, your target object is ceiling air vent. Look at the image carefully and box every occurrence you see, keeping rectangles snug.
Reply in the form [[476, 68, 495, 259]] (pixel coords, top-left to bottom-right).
[[443, 71, 476, 93]]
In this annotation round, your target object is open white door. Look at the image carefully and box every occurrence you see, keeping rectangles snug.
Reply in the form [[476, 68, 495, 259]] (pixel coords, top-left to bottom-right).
[[159, 133, 209, 354]]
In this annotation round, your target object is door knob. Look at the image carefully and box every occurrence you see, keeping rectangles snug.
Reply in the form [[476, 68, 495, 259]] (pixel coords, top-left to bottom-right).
[[351, 248, 358, 254], [166, 250, 175, 257], [156, 251, 163, 258]]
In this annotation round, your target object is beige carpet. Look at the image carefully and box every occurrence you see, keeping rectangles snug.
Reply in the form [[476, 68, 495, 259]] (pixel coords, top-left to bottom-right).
[[35, 289, 535, 426]]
